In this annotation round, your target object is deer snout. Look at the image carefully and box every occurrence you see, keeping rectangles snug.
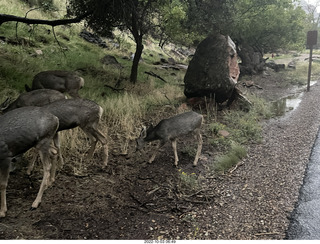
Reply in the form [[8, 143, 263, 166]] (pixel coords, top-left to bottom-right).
[[135, 137, 146, 152]]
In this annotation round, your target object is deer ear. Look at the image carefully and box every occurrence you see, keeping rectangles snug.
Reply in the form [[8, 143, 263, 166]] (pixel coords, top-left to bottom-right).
[[0, 98, 11, 111], [140, 126, 147, 138]]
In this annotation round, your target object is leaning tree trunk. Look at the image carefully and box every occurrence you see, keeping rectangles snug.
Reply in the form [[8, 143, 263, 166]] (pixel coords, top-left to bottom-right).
[[129, 10, 144, 84], [130, 39, 143, 84]]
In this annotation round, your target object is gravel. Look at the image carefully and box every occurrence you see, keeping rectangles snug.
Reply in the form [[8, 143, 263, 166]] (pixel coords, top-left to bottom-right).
[[194, 82, 320, 239]]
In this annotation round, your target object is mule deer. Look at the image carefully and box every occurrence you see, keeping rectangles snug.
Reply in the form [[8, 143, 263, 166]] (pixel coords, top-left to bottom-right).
[[136, 111, 203, 166], [0, 107, 59, 217], [0, 90, 66, 175], [27, 99, 109, 177], [0, 89, 65, 113], [25, 70, 84, 98]]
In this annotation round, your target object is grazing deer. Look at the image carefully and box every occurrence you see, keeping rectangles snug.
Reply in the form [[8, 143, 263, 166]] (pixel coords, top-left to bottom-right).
[[136, 111, 203, 167], [0, 89, 65, 113], [27, 99, 109, 177], [25, 70, 85, 98], [0, 107, 59, 217]]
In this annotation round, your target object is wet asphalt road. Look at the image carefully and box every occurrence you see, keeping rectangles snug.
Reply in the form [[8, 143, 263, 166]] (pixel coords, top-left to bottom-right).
[[286, 129, 320, 240]]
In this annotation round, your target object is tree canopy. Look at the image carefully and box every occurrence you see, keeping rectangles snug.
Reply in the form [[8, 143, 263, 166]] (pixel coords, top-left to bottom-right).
[[181, 0, 306, 73], [184, 0, 306, 52], [68, 0, 166, 83], [1, 0, 309, 81]]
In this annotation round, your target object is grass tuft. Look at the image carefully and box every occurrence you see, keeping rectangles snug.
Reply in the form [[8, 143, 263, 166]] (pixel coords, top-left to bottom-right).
[[213, 143, 247, 173]]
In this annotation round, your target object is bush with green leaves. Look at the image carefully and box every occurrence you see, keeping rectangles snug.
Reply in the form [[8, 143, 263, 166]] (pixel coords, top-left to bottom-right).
[[178, 169, 201, 194]]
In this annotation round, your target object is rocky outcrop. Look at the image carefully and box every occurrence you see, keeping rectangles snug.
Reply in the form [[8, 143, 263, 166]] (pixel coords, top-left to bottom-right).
[[100, 55, 123, 69], [80, 30, 108, 48], [184, 34, 240, 103]]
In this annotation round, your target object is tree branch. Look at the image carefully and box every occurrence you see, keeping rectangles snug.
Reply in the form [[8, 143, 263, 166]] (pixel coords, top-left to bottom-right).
[[0, 12, 90, 27]]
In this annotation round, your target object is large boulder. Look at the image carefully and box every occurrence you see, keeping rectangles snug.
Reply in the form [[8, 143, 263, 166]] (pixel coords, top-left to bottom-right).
[[184, 34, 240, 103]]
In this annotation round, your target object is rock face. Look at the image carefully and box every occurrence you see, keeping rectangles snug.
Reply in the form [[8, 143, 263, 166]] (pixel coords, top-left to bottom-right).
[[184, 34, 240, 103], [80, 30, 108, 48], [100, 55, 123, 69]]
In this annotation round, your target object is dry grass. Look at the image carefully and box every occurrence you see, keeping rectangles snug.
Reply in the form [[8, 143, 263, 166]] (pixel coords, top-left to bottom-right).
[[101, 92, 144, 154]]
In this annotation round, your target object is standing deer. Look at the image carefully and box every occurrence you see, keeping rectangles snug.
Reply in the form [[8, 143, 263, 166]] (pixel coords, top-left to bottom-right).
[[0, 90, 66, 175], [136, 111, 203, 167], [0, 89, 65, 113], [27, 98, 109, 178], [25, 70, 85, 98], [0, 107, 59, 217]]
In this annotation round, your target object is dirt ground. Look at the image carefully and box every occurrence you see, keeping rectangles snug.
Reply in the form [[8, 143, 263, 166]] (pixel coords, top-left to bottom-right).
[[0, 132, 218, 240], [0, 60, 312, 240]]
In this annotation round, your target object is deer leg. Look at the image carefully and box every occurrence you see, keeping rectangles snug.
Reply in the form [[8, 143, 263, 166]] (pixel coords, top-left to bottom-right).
[[31, 144, 52, 210], [82, 125, 108, 167], [27, 134, 61, 177], [48, 145, 58, 186], [149, 141, 166, 163], [87, 135, 98, 159], [171, 139, 179, 167], [0, 162, 10, 217], [53, 133, 64, 168], [26, 148, 38, 175], [193, 130, 202, 166]]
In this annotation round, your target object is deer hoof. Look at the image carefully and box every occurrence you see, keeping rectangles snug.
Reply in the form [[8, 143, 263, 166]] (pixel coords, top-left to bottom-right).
[[31, 202, 41, 210], [0, 211, 6, 218]]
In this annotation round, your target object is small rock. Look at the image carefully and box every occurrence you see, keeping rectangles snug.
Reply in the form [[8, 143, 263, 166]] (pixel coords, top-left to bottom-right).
[[35, 49, 43, 55], [218, 130, 230, 137]]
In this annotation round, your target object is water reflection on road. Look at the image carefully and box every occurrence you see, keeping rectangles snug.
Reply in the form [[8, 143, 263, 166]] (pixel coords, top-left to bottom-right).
[[271, 81, 317, 117], [271, 93, 303, 117]]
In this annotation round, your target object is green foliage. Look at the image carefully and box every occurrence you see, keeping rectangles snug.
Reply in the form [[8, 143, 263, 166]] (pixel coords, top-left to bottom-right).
[[155, 0, 199, 47], [208, 94, 271, 150], [213, 143, 247, 173], [67, 0, 169, 83], [185, 0, 307, 51], [232, 0, 306, 52], [208, 122, 230, 147], [209, 122, 227, 135], [223, 110, 263, 145], [286, 61, 320, 86], [26, 0, 57, 11], [247, 93, 273, 119], [178, 169, 201, 194]]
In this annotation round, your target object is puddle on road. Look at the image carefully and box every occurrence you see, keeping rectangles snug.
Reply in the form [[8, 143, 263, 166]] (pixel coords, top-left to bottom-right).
[[271, 93, 303, 117], [271, 81, 317, 117]]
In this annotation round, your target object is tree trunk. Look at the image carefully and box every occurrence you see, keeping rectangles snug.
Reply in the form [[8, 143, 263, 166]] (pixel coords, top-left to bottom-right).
[[130, 37, 143, 84], [129, 6, 144, 84]]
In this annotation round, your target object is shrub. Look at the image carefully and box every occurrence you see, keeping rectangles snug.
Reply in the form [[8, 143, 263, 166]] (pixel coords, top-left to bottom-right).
[[178, 169, 201, 194]]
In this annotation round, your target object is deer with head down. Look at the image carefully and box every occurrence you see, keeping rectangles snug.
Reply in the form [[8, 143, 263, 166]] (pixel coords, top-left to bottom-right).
[[25, 70, 85, 98], [136, 111, 203, 167], [0, 106, 59, 217], [0, 89, 66, 114], [0, 89, 66, 172], [26, 98, 109, 178], [1, 91, 108, 175]]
